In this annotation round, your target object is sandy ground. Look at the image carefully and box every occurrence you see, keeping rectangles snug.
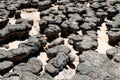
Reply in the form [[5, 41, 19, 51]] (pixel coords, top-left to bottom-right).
[[0, 8, 114, 79], [96, 23, 113, 54]]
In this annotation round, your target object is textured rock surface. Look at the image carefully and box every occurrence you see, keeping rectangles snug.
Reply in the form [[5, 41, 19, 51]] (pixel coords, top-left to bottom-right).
[[0, 0, 119, 79]]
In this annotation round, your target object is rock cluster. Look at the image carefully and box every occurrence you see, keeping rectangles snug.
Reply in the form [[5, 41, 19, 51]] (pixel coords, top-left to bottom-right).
[[0, 0, 120, 80]]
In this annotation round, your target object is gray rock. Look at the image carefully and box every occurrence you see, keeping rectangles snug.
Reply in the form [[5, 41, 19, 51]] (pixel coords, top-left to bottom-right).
[[106, 48, 118, 59], [46, 45, 71, 58], [0, 61, 13, 75], [68, 53, 76, 63], [68, 34, 83, 45], [13, 63, 29, 73], [45, 64, 59, 77], [47, 38, 64, 49], [22, 72, 38, 80], [26, 58, 43, 74], [74, 35, 98, 52], [13, 58, 43, 74], [38, 1, 52, 11], [95, 72, 114, 80], [44, 24, 61, 39], [79, 50, 120, 79], [114, 52, 120, 63], [15, 19, 33, 26], [37, 73, 54, 80], [45, 53, 68, 77], [71, 73, 93, 80], [3, 72, 23, 80], [76, 60, 94, 75], [0, 24, 32, 44]]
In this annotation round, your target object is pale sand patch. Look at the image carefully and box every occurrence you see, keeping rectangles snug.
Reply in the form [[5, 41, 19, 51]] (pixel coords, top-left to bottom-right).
[[77, 30, 82, 35], [37, 51, 48, 73], [51, 4, 58, 10], [0, 40, 27, 50], [21, 8, 40, 35], [96, 23, 112, 54], [8, 18, 16, 25]]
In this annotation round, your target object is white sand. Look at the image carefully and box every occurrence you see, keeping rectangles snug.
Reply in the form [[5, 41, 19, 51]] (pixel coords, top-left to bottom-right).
[[21, 8, 40, 35], [96, 23, 113, 54]]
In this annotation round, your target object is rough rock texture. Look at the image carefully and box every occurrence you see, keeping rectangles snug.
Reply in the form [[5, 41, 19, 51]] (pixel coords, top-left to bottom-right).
[[72, 50, 120, 80], [0, 0, 120, 79], [68, 35, 98, 53], [46, 45, 71, 58], [0, 34, 47, 62], [0, 24, 32, 44], [45, 53, 68, 77], [0, 61, 13, 75]]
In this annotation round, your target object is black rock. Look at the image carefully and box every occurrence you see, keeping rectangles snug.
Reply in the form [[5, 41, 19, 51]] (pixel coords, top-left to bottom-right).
[[51, 0, 57, 3], [15, 10, 21, 19], [0, 17, 9, 29], [77, 0, 89, 3]]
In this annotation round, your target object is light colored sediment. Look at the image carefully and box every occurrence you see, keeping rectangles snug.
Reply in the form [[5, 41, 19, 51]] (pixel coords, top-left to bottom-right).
[[8, 18, 16, 25], [96, 23, 113, 54], [21, 8, 40, 35]]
